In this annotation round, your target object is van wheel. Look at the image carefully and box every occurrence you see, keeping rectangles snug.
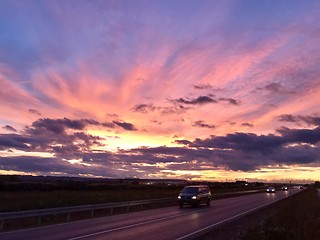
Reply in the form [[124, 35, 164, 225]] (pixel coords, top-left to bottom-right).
[[179, 203, 183, 208], [206, 200, 210, 206]]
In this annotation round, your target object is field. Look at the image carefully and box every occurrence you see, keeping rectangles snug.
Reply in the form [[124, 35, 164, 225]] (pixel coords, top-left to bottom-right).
[[0, 187, 180, 212], [0, 175, 267, 212]]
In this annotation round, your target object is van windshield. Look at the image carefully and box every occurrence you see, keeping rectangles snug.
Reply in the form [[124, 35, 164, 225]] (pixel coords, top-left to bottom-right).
[[182, 187, 199, 194]]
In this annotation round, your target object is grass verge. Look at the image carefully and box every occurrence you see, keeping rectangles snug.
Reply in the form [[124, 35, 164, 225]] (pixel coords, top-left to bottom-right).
[[197, 188, 320, 240], [242, 188, 320, 240]]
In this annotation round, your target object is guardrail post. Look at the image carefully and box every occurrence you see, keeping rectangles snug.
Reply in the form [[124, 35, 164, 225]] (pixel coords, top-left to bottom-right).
[[37, 216, 42, 225], [91, 210, 94, 217], [67, 212, 70, 221], [110, 207, 113, 215], [126, 205, 129, 212]]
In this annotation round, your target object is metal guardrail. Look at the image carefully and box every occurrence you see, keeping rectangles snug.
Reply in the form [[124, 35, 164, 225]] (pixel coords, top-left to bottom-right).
[[0, 197, 176, 231], [0, 189, 263, 231]]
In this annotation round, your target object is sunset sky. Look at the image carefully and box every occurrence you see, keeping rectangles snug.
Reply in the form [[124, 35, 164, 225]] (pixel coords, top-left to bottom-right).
[[1, 0, 319, 183]]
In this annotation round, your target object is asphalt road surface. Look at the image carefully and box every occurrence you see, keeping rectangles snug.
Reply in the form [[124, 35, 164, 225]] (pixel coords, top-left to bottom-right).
[[0, 189, 300, 240]]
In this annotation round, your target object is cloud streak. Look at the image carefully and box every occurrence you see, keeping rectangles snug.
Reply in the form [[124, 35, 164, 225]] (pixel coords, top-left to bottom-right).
[[0, 1, 320, 181]]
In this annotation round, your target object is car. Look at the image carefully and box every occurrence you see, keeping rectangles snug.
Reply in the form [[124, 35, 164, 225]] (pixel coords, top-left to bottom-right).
[[266, 187, 276, 193], [281, 186, 288, 190], [178, 185, 211, 208]]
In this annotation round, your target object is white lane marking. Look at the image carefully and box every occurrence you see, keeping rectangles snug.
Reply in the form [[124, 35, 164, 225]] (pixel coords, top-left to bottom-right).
[[67, 208, 209, 240], [176, 191, 296, 240]]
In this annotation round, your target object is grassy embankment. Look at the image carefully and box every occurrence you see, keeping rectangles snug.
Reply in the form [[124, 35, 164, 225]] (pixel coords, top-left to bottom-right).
[[197, 187, 319, 240], [242, 188, 320, 240]]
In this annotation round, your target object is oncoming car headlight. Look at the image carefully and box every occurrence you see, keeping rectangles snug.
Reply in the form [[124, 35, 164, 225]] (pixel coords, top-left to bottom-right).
[[178, 196, 181, 199], [192, 196, 197, 199]]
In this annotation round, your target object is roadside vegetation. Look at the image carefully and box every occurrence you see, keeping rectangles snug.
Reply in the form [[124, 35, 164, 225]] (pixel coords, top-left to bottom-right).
[[242, 187, 320, 240], [0, 175, 266, 212], [0, 185, 180, 212]]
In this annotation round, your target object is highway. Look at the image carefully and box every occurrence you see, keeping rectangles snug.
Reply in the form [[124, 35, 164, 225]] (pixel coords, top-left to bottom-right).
[[0, 189, 300, 240]]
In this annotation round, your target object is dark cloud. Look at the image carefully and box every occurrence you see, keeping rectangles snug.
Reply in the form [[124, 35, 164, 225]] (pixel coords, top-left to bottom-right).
[[24, 117, 136, 134], [242, 123, 254, 128], [278, 114, 320, 126], [219, 98, 240, 105], [102, 122, 116, 128], [0, 156, 120, 178], [28, 109, 41, 116], [160, 105, 189, 115], [193, 84, 224, 92], [0, 118, 105, 156], [170, 94, 241, 108], [152, 120, 163, 125], [1, 117, 319, 177], [4, 130, 100, 155], [277, 127, 320, 145], [105, 113, 119, 119], [0, 131, 319, 178], [257, 83, 295, 94], [173, 95, 217, 105], [278, 114, 296, 123], [113, 121, 137, 131], [2, 125, 17, 132], [0, 134, 32, 150], [299, 116, 320, 126], [133, 96, 240, 117], [27, 118, 88, 134], [133, 104, 156, 113], [0, 156, 74, 174], [193, 120, 216, 129], [172, 127, 320, 170], [263, 83, 284, 93], [186, 132, 284, 154], [193, 84, 213, 90], [181, 127, 320, 152], [123, 145, 261, 172], [132, 103, 189, 115], [0, 117, 138, 156], [272, 146, 319, 165]]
